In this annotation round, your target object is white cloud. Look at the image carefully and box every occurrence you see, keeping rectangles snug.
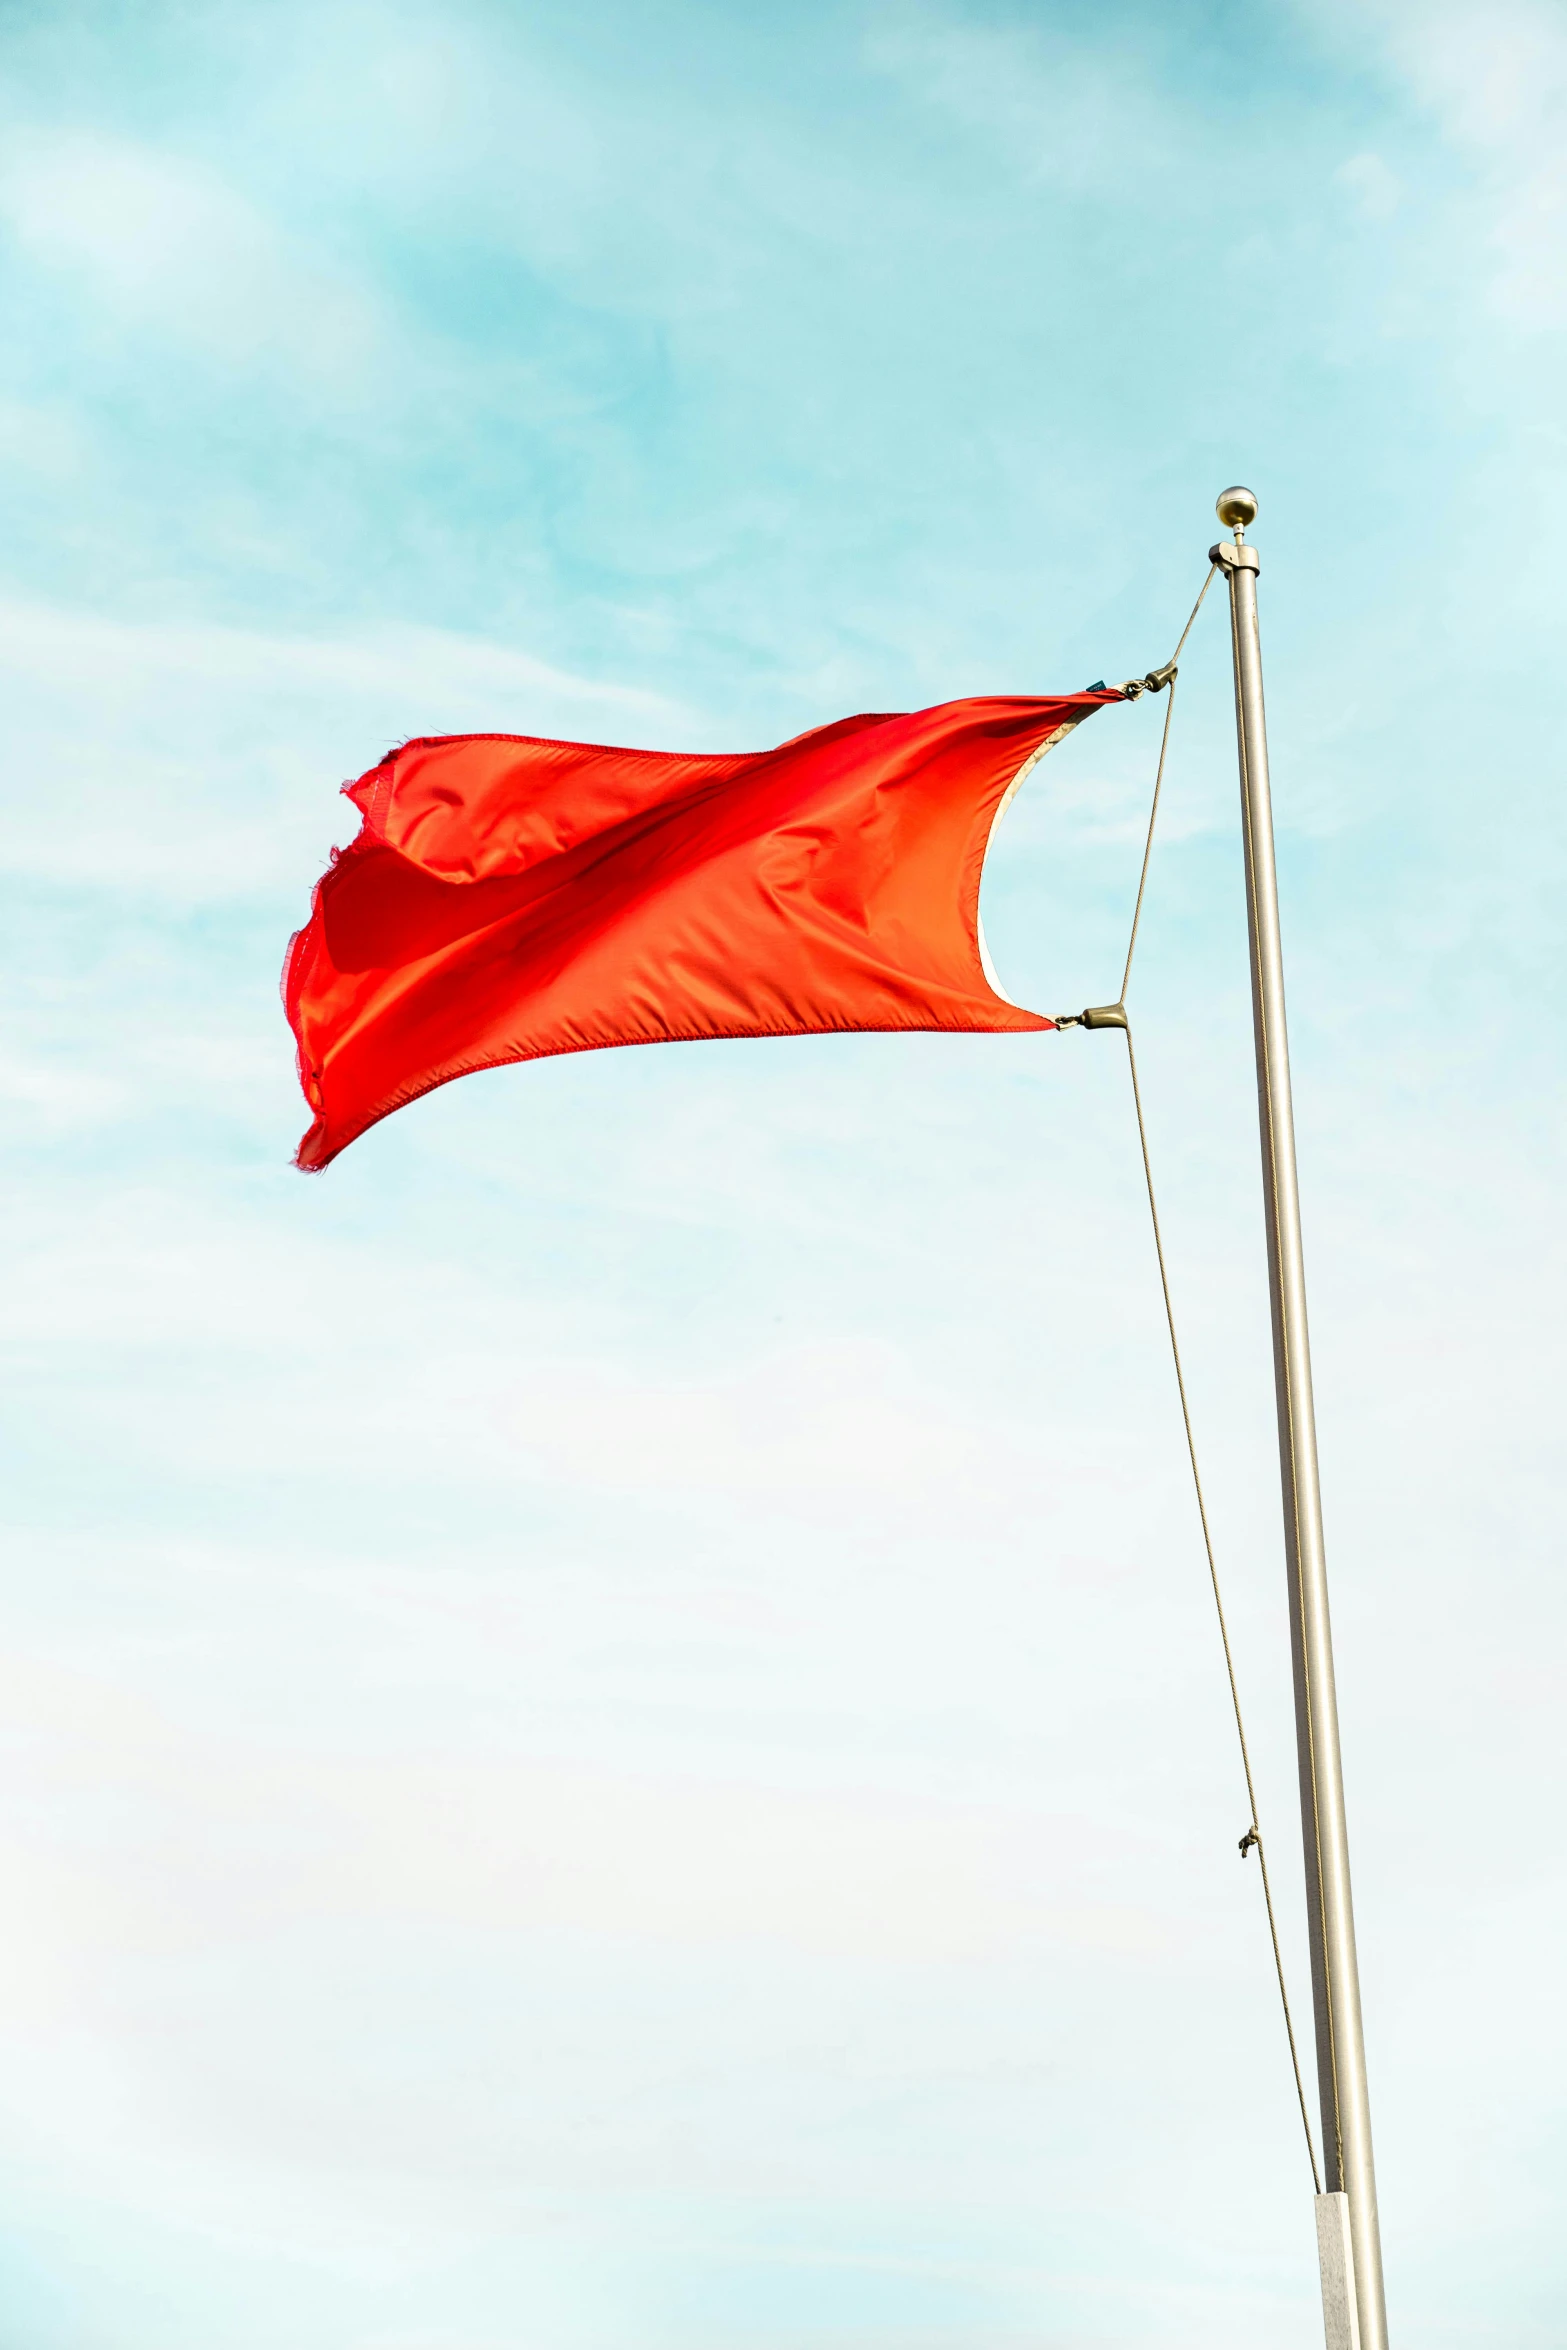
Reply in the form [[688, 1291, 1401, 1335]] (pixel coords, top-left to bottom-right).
[[0, 598, 694, 899], [1335, 152, 1403, 222], [864, 8, 1182, 194], [0, 131, 383, 373], [1318, 0, 1567, 325]]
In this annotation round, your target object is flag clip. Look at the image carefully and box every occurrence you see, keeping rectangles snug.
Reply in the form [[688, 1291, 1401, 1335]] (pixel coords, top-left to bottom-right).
[[1056, 1003, 1128, 1032], [1119, 660, 1178, 700]]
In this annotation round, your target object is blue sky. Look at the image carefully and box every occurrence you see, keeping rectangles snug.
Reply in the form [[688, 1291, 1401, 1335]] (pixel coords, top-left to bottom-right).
[[1, 1, 1564, 2344]]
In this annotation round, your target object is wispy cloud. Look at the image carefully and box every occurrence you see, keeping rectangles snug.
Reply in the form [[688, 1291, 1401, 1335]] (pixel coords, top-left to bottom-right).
[[0, 131, 383, 376], [0, 598, 694, 898], [1314, 0, 1567, 325]]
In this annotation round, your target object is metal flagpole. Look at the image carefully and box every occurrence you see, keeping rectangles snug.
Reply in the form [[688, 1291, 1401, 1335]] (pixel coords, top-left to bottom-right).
[[1211, 486, 1388, 2350]]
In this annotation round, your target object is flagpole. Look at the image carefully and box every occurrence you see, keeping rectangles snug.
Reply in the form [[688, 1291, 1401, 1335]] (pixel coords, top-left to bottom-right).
[[1212, 487, 1388, 2350]]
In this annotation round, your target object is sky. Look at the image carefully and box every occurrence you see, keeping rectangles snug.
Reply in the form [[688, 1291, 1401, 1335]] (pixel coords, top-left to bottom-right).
[[1, 1, 1564, 2344]]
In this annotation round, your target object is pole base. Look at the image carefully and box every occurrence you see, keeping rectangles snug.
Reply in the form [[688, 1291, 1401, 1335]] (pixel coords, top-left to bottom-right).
[[1315, 2193, 1362, 2350]]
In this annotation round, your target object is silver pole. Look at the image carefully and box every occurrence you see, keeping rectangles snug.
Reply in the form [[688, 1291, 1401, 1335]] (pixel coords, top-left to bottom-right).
[[1212, 487, 1388, 2350]]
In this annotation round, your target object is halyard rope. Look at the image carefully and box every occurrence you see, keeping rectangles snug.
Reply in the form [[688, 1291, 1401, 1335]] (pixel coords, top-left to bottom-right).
[[1119, 676, 1178, 1003], [1118, 563, 1214, 1000], [1108, 568, 1324, 2193]]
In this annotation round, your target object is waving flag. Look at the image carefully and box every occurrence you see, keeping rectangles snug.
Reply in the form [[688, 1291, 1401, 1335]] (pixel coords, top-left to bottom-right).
[[284, 690, 1118, 1169]]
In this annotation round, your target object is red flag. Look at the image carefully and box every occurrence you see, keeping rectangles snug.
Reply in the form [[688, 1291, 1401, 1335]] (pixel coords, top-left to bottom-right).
[[284, 690, 1118, 1169]]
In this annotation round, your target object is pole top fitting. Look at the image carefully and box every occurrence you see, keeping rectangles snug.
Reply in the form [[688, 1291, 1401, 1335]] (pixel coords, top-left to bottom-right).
[[1216, 484, 1258, 536]]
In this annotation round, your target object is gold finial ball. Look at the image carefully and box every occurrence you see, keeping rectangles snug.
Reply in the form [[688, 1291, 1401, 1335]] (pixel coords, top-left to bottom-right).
[[1216, 484, 1259, 530]]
